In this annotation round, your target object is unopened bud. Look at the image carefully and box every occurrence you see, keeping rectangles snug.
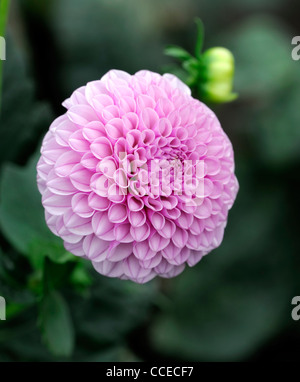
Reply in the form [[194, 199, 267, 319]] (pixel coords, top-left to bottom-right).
[[199, 47, 237, 103]]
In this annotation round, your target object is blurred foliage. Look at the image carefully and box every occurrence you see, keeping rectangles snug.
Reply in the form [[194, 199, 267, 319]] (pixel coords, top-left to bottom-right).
[[0, 0, 300, 362], [0, 155, 59, 255], [0, 35, 52, 165], [0, 0, 10, 108]]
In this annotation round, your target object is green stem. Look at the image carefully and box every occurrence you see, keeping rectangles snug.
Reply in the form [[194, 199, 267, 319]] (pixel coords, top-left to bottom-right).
[[0, 0, 10, 113]]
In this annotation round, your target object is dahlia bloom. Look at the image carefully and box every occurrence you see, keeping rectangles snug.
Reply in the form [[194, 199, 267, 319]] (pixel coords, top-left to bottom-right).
[[37, 70, 238, 283]]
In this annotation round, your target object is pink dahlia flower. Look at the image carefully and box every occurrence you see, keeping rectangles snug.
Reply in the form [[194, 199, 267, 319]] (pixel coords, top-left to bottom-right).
[[37, 70, 238, 283]]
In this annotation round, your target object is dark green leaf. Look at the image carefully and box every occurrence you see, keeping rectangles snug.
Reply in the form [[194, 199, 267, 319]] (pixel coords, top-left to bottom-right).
[[70, 262, 93, 291], [29, 239, 74, 270], [0, 155, 59, 256], [43, 257, 76, 292], [164, 45, 192, 61], [0, 35, 52, 166], [39, 290, 75, 357]]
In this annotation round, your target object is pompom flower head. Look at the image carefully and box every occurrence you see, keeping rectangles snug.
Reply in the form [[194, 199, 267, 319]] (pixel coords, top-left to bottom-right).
[[37, 70, 238, 283]]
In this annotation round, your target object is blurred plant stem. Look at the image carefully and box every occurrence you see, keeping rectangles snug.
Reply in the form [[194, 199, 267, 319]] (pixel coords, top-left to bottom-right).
[[0, 0, 10, 113]]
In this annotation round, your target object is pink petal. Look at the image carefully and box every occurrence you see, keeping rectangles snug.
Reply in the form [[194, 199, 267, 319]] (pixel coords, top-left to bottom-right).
[[163, 73, 191, 95], [139, 253, 162, 269], [172, 227, 189, 248], [64, 239, 85, 257], [91, 94, 114, 113], [186, 234, 201, 250], [63, 209, 93, 236], [149, 232, 169, 252], [127, 195, 144, 212], [85, 80, 111, 105], [158, 219, 176, 239], [148, 211, 165, 230], [157, 118, 172, 137], [137, 94, 156, 111], [47, 169, 77, 195], [160, 196, 178, 210], [108, 204, 127, 223], [101, 105, 120, 122], [37, 157, 52, 182], [83, 234, 110, 261], [141, 129, 155, 146], [161, 264, 185, 278], [162, 242, 181, 260], [154, 258, 173, 275], [97, 157, 117, 179], [107, 184, 126, 204], [92, 211, 114, 237], [105, 118, 125, 140], [55, 119, 77, 146], [90, 137, 113, 159], [67, 105, 99, 126], [156, 97, 174, 117], [82, 121, 107, 141], [114, 223, 133, 243], [119, 96, 136, 114], [168, 247, 190, 266], [133, 241, 156, 261], [194, 198, 212, 219], [189, 217, 204, 235], [42, 135, 68, 165], [123, 255, 151, 279], [71, 193, 94, 218], [130, 222, 150, 242], [122, 112, 139, 131], [66, 86, 89, 107], [88, 192, 111, 211], [187, 250, 204, 267], [128, 210, 146, 228], [42, 190, 72, 216], [126, 130, 141, 150], [70, 164, 93, 192], [141, 107, 159, 130], [176, 211, 193, 229], [69, 130, 90, 152], [204, 157, 221, 176], [113, 168, 128, 188], [90, 173, 113, 197], [80, 152, 99, 171], [107, 243, 133, 262], [54, 151, 82, 177], [92, 259, 124, 278], [144, 197, 163, 212]]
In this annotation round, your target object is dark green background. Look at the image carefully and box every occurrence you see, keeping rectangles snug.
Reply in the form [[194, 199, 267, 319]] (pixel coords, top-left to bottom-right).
[[0, 0, 299, 362]]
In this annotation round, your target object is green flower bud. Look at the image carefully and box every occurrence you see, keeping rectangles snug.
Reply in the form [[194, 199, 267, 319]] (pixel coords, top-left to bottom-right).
[[199, 47, 237, 103]]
